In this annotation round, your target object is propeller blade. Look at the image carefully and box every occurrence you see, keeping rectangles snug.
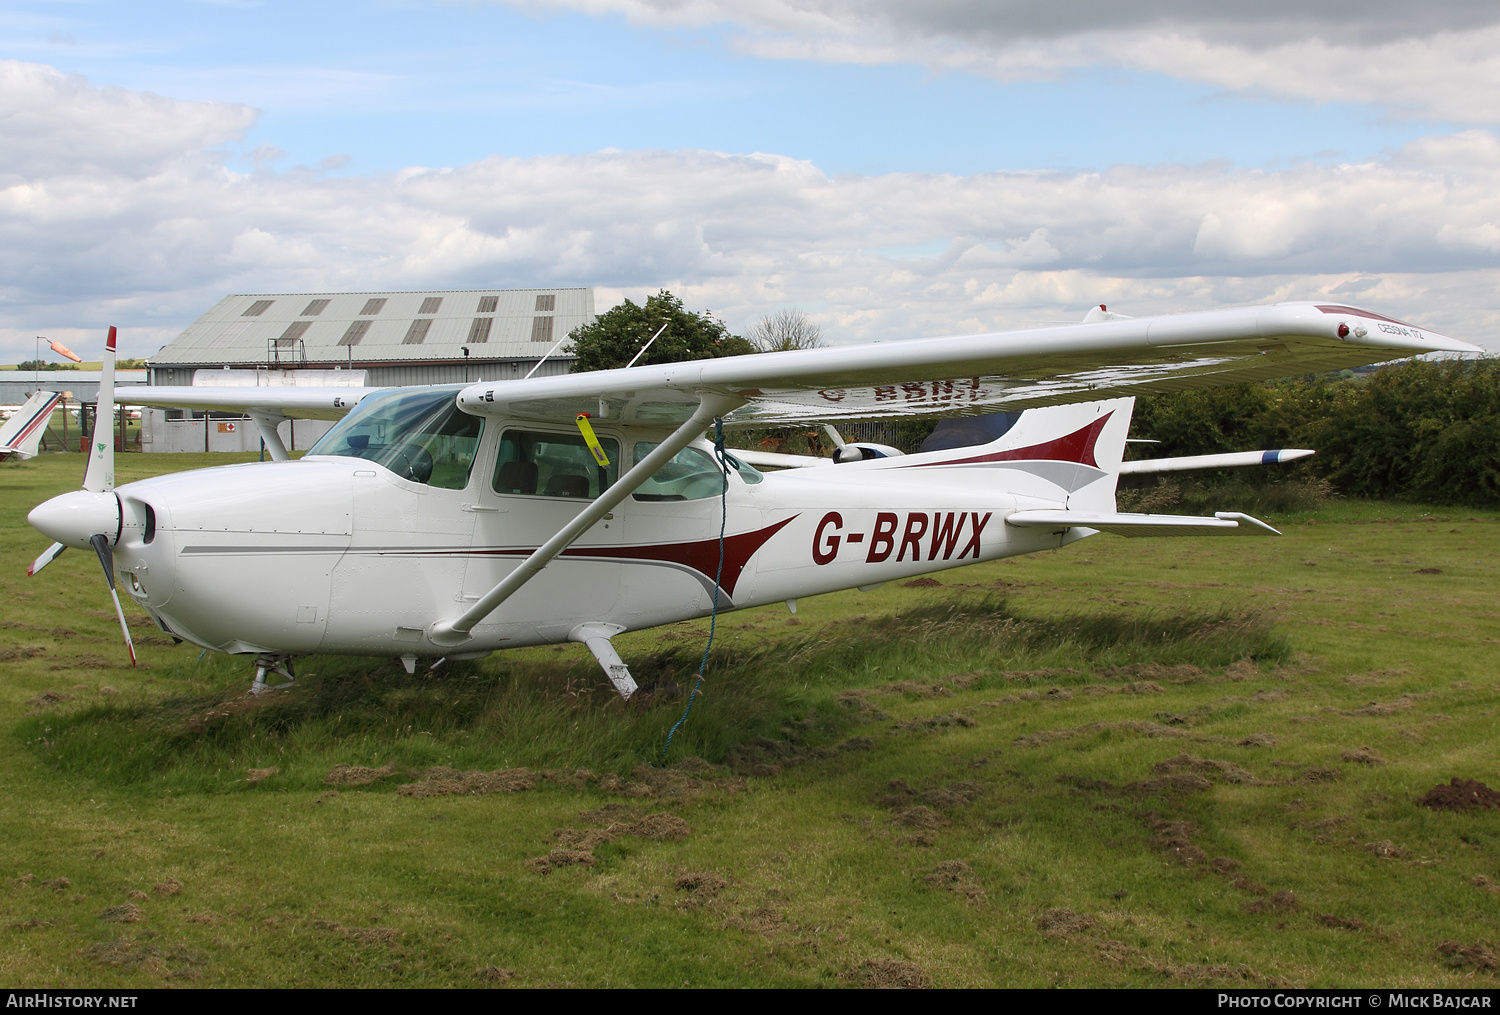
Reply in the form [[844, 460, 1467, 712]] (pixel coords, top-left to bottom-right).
[[27, 542, 66, 577], [89, 532, 136, 667], [82, 325, 117, 494]]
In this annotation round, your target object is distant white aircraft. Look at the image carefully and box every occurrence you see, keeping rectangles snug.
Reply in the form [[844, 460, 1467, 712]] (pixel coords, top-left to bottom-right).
[[24, 306, 1478, 695], [0, 391, 61, 461]]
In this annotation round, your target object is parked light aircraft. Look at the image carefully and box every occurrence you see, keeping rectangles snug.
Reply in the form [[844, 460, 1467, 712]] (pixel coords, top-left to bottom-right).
[[24, 305, 1478, 696]]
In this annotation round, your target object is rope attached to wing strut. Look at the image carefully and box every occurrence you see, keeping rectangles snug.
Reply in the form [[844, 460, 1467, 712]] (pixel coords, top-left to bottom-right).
[[661, 417, 730, 759]]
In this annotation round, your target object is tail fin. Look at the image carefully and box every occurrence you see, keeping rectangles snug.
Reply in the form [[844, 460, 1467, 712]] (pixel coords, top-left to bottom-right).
[[0, 390, 62, 460], [909, 397, 1135, 510]]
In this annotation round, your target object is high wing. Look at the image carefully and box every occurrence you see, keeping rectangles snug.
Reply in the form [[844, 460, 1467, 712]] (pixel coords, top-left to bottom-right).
[[120, 301, 1477, 428], [453, 301, 1477, 426], [120, 385, 386, 421]]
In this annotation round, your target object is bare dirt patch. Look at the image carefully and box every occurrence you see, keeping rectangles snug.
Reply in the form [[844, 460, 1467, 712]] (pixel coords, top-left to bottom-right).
[[245, 767, 279, 785], [1341, 748, 1387, 765], [902, 577, 942, 588], [324, 764, 396, 787], [26, 689, 70, 708], [892, 712, 976, 733], [1016, 720, 1188, 748], [1438, 941, 1499, 972], [98, 904, 143, 923], [1366, 841, 1410, 860], [846, 958, 930, 989], [1148, 816, 1207, 866], [1036, 908, 1094, 936], [1096, 663, 1204, 684], [1152, 753, 1258, 784], [81, 934, 205, 979], [548, 811, 690, 855], [313, 920, 402, 945], [152, 878, 182, 897], [1318, 914, 1366, 930], [674, 872, 727, 896], [1420, 778, 1500, 812], [541, 767, 598, 788], [476, 966, 514, 983], [892, 805, 949, 830], [528, 849, 595, 875], [397, 767, 536, 797], [924, 860, 985, 901]]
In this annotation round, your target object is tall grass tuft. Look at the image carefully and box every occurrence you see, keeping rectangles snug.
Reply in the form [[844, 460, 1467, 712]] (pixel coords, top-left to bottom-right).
[[17, 596, 1287, 792]]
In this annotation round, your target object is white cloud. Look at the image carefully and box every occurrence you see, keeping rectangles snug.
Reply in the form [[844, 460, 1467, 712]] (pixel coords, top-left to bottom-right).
[[2, 60, 1500, 360], [0, 60, 256, 180], [503, 0, 1500, 123]]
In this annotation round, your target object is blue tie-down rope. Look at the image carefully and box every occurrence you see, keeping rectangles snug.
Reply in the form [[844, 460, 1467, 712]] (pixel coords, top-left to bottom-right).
[[662, 419, 730, 758]]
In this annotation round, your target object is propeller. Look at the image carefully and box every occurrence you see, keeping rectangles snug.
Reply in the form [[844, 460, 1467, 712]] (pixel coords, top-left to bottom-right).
[[26, 326, 135, 665]]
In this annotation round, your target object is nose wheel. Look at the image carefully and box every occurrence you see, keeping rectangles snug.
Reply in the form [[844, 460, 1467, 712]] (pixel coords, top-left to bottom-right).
[[249, 654, 296, 696]]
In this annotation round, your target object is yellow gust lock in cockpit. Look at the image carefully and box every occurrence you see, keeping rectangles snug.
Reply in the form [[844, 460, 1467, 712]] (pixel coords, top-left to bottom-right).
[[575, 413, 611, 467]]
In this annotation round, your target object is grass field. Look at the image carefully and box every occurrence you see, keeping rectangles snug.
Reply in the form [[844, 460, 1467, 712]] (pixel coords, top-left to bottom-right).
[[3, 451, 1500, 987]]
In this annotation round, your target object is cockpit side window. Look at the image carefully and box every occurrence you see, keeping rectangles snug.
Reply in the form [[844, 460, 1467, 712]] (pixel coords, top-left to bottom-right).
[[631, 442, 731, 501], [307, 389, 484, 490], [493, 429, 619, 499]]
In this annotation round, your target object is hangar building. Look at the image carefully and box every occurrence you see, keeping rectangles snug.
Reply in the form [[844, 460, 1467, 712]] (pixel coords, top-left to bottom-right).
[[142, 287, 594, 453]]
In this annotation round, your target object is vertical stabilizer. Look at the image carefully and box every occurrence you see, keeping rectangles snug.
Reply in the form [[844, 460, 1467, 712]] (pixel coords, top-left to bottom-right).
[[0, 390, 61, 460]]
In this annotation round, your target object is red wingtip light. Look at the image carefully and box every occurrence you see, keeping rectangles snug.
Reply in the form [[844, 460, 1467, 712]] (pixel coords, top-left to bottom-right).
[[106, 325, 117, 351], [1099, 304, 1107, 311], [1337, 322, 1350, 339]]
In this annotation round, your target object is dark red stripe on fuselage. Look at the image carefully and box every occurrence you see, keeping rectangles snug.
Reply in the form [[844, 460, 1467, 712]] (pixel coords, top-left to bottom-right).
[[907, 411, 1113, 469], [467, 515, 798, 597]]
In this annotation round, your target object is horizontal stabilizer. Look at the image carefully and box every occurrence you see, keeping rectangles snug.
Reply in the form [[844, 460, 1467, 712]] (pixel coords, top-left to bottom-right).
[[1119, 449, 1314, 474], [1006, 509, 1280, 537]]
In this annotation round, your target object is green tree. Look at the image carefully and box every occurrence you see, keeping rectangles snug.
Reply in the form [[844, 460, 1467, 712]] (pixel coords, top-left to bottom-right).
[[566, 290, 754, 372], [16, 360, 78, 371]]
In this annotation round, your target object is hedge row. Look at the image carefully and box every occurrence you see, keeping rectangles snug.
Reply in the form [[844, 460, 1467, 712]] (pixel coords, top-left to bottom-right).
[[1131, 358, 1500, 507]]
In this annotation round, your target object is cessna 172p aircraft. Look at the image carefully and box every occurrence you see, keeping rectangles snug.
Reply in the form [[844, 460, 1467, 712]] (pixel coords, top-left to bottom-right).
[[23, 303, 1479, 696]]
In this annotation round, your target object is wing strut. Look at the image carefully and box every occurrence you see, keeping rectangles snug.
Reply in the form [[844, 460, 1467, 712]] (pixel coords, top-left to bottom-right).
[[427, 391, 746, 648], [248, 412, 290, 462]]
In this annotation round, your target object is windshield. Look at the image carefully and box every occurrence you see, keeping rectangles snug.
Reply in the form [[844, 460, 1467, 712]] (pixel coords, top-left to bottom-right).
[[308, 388, 484, 490]]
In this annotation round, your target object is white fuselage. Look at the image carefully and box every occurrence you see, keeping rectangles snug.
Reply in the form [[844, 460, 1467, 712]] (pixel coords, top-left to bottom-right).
[[106, 409, 1119, 659]]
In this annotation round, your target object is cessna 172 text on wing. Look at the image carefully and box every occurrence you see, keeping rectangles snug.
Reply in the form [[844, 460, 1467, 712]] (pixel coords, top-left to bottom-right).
[[24, 304, 1479, 697]]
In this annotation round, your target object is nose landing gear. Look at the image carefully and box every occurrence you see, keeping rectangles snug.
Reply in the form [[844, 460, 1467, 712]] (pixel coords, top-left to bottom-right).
[[249, 654, 296, 696]]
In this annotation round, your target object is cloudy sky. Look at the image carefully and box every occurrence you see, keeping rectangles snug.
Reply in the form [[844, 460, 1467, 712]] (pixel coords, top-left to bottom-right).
[[3, 0, 1500, 359]]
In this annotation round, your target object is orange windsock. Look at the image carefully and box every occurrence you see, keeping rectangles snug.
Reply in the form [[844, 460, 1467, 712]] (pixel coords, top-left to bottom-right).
[[49, 339, 82, 363]]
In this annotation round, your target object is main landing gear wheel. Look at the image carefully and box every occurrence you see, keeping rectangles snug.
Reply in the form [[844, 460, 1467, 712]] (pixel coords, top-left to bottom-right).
[[249, 654, 295, 696]]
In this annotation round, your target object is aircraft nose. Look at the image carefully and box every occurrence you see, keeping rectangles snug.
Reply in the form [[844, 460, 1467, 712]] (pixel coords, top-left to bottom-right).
[[28, 490, 121, 548]]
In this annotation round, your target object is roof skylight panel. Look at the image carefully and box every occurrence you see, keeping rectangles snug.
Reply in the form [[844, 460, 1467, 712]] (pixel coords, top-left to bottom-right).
[[477, 296, 498, 313], [419, 297, 443, 314], [301, 299, 331, 316], [360, 298, 387, 315], [338, 320, 371, 347], [535, 294, 556, 312], [467, 318, 493, 344], [242, 300, 274, 316], [403, 319, 433, 345]]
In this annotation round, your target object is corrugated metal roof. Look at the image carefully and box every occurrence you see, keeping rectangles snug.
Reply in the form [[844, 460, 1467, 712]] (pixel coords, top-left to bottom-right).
[[150, 288, 594, 366]]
